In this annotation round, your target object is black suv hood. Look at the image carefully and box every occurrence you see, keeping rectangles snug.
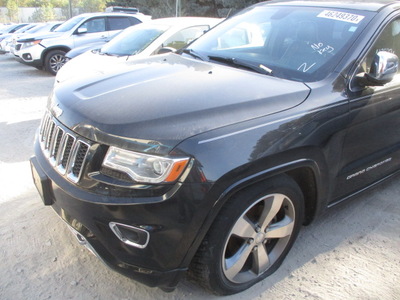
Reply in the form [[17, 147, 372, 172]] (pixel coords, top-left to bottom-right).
[[52, 54, 310, 154]]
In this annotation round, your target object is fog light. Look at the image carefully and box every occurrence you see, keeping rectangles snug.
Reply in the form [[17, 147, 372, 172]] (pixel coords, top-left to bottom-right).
[[109, 222, 150, 249], [22, 53, 32, 61]]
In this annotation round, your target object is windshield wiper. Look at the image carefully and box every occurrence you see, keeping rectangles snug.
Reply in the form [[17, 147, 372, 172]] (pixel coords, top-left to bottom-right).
[[181, 48, 207, 61], [208, 55, 273, 75]]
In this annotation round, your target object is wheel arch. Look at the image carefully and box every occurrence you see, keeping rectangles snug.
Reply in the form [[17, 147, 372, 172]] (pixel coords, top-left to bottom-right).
[[182, 158, 325, 270], [41, 46, 71, 62], [286, 165, 319, 225], [216, 159, 322, 225]]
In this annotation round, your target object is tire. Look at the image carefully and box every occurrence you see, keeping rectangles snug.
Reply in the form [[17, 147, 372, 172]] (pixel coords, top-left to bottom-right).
[[189, 175, 304, 295], [44, 50, 66, 75]]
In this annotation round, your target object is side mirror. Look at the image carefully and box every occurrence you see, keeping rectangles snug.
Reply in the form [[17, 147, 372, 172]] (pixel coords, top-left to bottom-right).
[[77, 27, 88, 34], [356, 51, 399, 87], [157, 47, 176, 55]]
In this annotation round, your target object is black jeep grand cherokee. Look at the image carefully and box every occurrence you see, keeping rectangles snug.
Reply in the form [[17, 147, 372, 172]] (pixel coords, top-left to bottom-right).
[[30, 0, 400, 295]]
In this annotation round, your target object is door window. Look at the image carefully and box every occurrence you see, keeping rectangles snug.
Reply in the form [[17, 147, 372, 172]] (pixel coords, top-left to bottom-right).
[[79, 17, 106, 33], [108, 17, 134, 31]]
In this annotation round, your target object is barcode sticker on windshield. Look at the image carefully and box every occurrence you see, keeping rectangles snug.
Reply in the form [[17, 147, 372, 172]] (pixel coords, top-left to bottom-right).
[[317, 10, 365, 24]]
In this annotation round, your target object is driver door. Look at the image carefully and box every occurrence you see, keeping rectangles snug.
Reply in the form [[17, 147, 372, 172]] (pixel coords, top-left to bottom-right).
[[333, 17, 400, 202], [73, 17, 109, 48]]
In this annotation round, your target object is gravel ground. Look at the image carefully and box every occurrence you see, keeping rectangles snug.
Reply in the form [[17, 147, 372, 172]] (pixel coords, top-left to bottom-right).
[[0, 53, 399, 300]]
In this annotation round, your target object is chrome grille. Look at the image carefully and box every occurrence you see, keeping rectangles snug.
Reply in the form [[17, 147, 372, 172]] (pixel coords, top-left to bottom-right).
[[39, 112, 90, 183]]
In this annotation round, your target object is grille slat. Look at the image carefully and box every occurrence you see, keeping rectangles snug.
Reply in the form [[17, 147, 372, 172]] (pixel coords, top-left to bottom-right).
[[45, 122, 56, 150], [39, 112, 90, 183], [50, 128, 64, 164], [59, 134, 75, 172], [72, 143, 89, 177], [41, 114, 52, 145]]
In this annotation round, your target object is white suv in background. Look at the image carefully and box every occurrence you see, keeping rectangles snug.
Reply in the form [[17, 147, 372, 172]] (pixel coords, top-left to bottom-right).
[[15, 12, 150, 75]]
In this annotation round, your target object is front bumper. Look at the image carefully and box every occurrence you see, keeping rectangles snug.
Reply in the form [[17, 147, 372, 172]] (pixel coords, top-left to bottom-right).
[[17, 44, 45, 67], [16, 55, 42, 67], [30, 143, 209, 290], [0, 43, 9, 54]]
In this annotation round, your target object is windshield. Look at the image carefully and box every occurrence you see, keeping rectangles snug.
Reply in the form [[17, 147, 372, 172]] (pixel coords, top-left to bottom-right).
[[26, 24, 45, 33], [54, 16, 85, 32], [188, 5, 374, 82], [14, 24, 33, 33], [100, 24, 168, 56]]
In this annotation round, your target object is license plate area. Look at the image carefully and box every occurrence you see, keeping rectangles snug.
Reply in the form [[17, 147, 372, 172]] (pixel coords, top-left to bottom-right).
[[30, 157, 54, 205]]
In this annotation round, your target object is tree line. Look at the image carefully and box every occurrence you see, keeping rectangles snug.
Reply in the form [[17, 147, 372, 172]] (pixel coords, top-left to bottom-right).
[[2, 0, 264, 22]]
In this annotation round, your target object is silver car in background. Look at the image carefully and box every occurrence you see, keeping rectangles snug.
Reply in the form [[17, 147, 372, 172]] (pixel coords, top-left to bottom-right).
[[16, 12, 150, 75], [0, 23, 32, 54], [56, 17, 222, 84], [9, 22, 62, 56]]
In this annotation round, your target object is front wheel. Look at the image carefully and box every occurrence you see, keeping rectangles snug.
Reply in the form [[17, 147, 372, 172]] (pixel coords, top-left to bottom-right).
[[44, 50, 66, 75], [189, 175, 304, 295]]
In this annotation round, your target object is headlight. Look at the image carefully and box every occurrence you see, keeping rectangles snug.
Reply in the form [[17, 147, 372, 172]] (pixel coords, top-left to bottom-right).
[[103, 146, 190, 184], [21, 39, 42, 49]]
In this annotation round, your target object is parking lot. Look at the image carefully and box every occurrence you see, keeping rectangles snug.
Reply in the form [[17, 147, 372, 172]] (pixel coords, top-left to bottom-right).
[[0, 53, 399, 300]]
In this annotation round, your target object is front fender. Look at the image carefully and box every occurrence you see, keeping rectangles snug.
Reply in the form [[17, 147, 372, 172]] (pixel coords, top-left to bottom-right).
[[178, 146, 331, 270], [41, 46, 71, 61]]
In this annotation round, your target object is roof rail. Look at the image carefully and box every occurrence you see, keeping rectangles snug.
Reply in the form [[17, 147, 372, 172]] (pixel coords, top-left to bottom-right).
[[105, 6, 139, 14]]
